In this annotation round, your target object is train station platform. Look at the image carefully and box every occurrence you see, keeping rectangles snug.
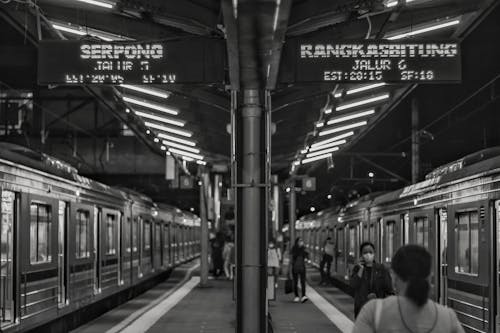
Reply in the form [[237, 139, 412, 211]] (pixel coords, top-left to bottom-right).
[[73, 263, 355, 333]]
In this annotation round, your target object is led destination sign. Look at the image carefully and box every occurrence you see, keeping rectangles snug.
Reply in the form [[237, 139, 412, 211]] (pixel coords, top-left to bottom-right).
[[38, 39, 225, 85], [279, 40, 461, 83]]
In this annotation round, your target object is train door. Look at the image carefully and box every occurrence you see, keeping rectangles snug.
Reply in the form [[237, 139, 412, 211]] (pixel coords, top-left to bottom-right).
[[1, 190, 17, 327], [496, 201, 500, 332], [57, 201, 68, 307], [380, 215, 401, 266], [93, 207, 101, 294], [437, 207, 448, 305]]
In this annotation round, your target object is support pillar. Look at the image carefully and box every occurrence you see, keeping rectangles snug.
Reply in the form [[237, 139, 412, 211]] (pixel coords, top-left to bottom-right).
[[236, 89, 267, 333], [200, 172, 210, 287], [411, 97, 420, 184], [289, 188, 296, 253]]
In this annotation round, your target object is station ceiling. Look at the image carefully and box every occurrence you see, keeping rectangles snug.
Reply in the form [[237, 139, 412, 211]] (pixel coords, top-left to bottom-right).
[[1, 0, 499, 214]]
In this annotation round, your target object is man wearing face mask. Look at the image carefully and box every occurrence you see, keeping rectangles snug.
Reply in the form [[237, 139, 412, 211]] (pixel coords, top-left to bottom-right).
[[350, 241, 394, 318]]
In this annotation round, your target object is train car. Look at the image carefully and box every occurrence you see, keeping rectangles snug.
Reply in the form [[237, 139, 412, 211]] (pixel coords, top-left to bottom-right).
[[0, 143, 200, 333], [299, 147, 500, 333]]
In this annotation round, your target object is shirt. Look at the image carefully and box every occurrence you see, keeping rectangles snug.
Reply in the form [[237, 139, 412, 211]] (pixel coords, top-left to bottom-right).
[[352, 296, 466, 333]]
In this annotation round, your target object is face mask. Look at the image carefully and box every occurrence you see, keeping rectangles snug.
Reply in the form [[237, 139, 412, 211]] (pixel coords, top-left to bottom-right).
[[363, 253, 375, 262], [269, 244, 274, 248]]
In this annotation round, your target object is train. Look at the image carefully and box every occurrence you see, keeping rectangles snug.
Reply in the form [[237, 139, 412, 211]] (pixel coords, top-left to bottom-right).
[[295, 147, 500, 333], [0, 142, 201, 332]]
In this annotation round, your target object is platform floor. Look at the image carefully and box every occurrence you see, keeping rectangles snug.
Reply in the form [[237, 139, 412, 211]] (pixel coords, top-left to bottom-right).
[[73, 264, 355, 333]]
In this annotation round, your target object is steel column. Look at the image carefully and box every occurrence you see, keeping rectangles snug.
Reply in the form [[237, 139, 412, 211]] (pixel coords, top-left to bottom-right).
[[200, 172, 210, 287], [289, 188, 296, 253], [236, 89, 267, 333], [411, 97, 420, 184]]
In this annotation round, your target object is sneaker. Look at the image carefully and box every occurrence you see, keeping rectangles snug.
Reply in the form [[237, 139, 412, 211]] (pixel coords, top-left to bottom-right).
[[301, 296, 309, 303], [293, 297, 300, 302]]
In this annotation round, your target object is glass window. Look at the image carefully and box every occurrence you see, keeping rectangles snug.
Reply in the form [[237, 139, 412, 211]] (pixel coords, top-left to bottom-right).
[[75, 210, 90, 259], [385, 221, 395, 263], [1, 191, 15, 324], [337, 228, 344, 256], [124, 217, 131, 253], [144, 221, 151, 250], [455, 211, 479, 275], [369, 224, 375, 243], [106, 214, 117, 255], [30, 202, 52, 264], [348, 227, 357, 260], [132, 217, 139, 252], [414, 216, 429, 248]]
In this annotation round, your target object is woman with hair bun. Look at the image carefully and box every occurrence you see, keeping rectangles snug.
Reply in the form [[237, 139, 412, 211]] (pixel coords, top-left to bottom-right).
[[352, 245, 465, 333]]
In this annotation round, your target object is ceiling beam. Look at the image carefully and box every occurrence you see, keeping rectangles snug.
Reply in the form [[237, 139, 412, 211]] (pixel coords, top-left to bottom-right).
[[221, 0, 240, 90]]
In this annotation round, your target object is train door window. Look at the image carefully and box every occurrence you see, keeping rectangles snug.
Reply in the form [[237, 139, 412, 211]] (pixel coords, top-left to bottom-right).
[[94, 207, 102, 293], [105, 214, 117, 255], [75, 210, 90, 258], [363, 224, 369, 241], [144, 221, 151, 251], [336, 227, 344, 270], [29, 202, 52, 264], [57, 201, 68, 307], [403, 213, 410, 244], [438, 207, 448, 305], [413, 216, 429, 248], [1, 190, 16, 326], [385, 221, 395, 263], [132, 217, 139, 253], [124, 217, 131, 254], [348, 226, 357, 263], [454, 210, 479, 275]]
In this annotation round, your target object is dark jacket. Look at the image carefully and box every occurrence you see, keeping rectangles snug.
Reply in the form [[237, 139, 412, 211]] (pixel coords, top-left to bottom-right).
[[291, 246, 309, 273], [350, 262, 394, 317]]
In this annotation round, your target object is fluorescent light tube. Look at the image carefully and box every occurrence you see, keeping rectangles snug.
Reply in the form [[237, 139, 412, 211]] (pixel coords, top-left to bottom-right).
[[196, 160, 207, 165], [52, 24, 86, 36], [324, 107, 333, 114], [309, 139, 347, 152], [162, 140, 200, 153], [334, 92, 342, 98], [336, 94, 389, 112], [120, 85, 170, 99], [312, 131, 355, 147], [316, 122, 325, 128], [145, 122, 192, 137], [293, 160, 301, 166], [76, 0, 114, 9], [300, 148, 309, 154], [123, 96, 178, 115], [346, 83, 386, 95], [182, 156, 195, 162], [301, 153, 332, 164], [319, 121, 367, 137], [327, 109, 375, 125], [157, 133, 196, 146], [386, 19, 460, 40], [306, 146, 340, 158], [169, 148, 204, 160], [135, 111, 185, 127]]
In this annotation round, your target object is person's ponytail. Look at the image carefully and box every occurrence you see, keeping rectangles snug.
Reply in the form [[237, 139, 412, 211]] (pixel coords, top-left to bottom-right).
[[405, 276, 429, 307]]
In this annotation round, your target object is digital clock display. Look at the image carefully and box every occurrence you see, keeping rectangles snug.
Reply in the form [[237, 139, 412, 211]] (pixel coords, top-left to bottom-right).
[[38, 38, 225, 85], [278, 39, 461, 84]]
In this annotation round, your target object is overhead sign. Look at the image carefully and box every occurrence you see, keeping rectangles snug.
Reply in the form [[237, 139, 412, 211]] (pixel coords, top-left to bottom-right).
[[279, 39, 461, 83], [38, 38, 225, 85]]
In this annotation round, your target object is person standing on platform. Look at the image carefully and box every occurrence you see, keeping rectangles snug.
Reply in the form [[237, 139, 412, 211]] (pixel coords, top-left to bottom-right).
[[352, 245, 465, 333], [223, 237, 235, 280], [319, 237, 335, 285], [291, 237, 309, 303], [268, 239, 282, 288], [210, 233, 224, 278], [350, 241, 393, 318]]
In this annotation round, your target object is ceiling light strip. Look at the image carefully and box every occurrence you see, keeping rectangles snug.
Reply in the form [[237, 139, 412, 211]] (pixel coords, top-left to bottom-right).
[[135, 111, 185, 127], [145, 122, 192, 137], [306, 146, 340, 158], [120, 85, 170, 99], [336, 94, 390, 112], [76, 0, 114, 9], [311, 131, 355, 147], [319, 121, 367, 137], [162, 140, 200, 153], [327, 109, 375, 126], [169, 148, 204, 160], [123, 96, 178, 115], [301, 153, 332, 165], [308, 139, 347, 152], [346, 83, 386, 95], [157, 133, 196, 147], [386, 19, 460, 40]]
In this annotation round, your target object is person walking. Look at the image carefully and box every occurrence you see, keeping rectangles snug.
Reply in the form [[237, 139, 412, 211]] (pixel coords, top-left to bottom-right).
[[352, 244, 465, 333], [319, 237, 335, 285], [223, 237, 235, 280], [350, 241, 393, 317], [268, 239, 282, 288], [290, 237, 309, 303], [210, 233, 224, 278]]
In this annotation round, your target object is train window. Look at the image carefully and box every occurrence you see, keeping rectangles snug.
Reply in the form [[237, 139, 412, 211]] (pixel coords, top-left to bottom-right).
[[337, 228, 344, 256], [105, 214, 117, 255], [369, 224, 375, 243], [30, 202, 52, 264], [348, 227, 357, 260], [414, 216, 429, 248], [132, 217, 139, 252], [144, 221, 151, 250], [124, 217, 131, 253], [75, 210, 90, 259], [385, 221, 395, 263], [455, 211, 479, 275]]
